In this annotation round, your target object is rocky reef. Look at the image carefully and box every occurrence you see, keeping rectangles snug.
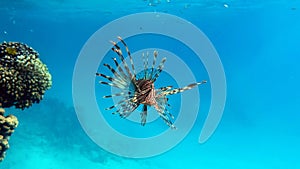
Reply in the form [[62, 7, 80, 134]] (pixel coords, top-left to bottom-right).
[[0, 41, 52, 162]]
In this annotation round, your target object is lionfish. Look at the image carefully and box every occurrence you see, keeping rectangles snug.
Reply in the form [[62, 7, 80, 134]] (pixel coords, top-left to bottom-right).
[[96, 36, 206, 129]]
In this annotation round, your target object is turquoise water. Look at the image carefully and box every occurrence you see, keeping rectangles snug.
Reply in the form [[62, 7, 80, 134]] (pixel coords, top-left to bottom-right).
[[1, 0, 300, 168]]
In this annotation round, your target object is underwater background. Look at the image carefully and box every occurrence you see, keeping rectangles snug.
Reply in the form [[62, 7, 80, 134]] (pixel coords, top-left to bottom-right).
[[1, 0, 300, 168]]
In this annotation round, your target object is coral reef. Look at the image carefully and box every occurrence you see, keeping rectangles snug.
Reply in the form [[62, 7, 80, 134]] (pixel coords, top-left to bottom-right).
[[0, 107, 18, 162], [0, 41, 52, 110], [0, 41, 52, 162]]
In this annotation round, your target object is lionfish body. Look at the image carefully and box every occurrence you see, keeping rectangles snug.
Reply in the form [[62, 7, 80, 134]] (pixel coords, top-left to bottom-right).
[[97, 37, 206, 129]]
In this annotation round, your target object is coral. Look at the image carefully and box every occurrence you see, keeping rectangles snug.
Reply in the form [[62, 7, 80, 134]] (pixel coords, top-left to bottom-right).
[[0, 41, 52, 110], [0, 107, 18, 162], [0, 41, 52, 162]]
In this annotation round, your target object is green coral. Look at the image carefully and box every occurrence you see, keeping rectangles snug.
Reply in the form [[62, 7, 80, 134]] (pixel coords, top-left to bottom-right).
[[0, 41, 52, 110]]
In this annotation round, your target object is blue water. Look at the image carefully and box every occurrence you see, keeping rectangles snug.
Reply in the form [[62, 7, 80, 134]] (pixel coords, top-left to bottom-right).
[[1, 0, 300, 168]]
